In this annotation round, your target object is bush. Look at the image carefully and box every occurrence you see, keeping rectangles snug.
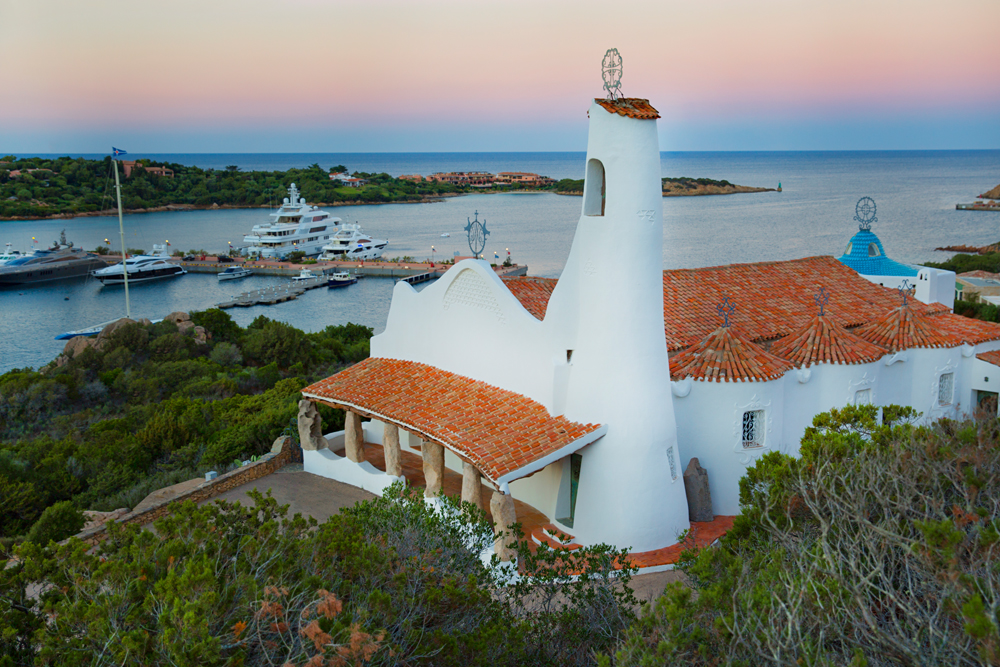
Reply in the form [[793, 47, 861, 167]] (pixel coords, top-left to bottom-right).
[[609, 405, 1000, 666], [25, 500, 84, 545], [209, 341, 243, 367]]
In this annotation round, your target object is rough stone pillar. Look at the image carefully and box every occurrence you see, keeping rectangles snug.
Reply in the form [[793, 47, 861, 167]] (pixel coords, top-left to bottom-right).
[[461, 462, 484, 510], [344, 410, 365, 463], [683, 457, 713, 523], [297, 400, 328, 452], [490, 491, 518, 562], [421, 440, 444, 497], [383, 424, 402, 477]]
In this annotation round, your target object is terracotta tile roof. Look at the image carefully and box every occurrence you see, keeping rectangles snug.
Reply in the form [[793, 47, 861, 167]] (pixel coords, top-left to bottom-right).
[[929, 313, 1000, 346], [302, 358, 603, 486], [669, 326, 793, 382], [503, 276, 557, 320], [959, 270, 1000, 280], [593, 98, 660, 120], [853, 305, 963, 352], [976, 350, 1000, 366], [660, 257, 948, 351], [769, 314, 887, 367], [504, 256, 952, 352]]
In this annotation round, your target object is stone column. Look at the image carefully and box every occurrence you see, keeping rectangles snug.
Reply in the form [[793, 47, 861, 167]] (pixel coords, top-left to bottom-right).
[[490, 490, 518, 562], [461, 462, 484, 511], [344, 410, 365, 463], [297, 400, 328, 452], [384, 424, 402, 477], [421, 440, 444, 497]]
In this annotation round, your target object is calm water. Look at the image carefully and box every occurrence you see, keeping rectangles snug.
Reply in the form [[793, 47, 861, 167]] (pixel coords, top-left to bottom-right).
[[2, 151, 999, 373]]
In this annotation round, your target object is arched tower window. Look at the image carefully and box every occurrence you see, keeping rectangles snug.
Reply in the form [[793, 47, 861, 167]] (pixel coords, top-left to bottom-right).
[[583, 159, 606, 216], [868, 243, 881, 257]]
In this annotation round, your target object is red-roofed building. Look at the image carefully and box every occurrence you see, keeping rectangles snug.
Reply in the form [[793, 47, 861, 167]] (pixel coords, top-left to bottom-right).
[[296, 81, 1000, 562]]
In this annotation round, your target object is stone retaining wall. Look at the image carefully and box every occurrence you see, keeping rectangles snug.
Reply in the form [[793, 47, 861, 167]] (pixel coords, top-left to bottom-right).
[[71, 438, 295, 546]]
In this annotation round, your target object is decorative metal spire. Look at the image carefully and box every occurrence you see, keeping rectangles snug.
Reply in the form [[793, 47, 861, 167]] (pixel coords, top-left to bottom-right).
[[717, 296, 735, 328], [464, 210, 489, 258], [814, 287, 829, 316], [602, 48, 622, 100], [898, 279, 914, 307], [854, 196, 877, 231]]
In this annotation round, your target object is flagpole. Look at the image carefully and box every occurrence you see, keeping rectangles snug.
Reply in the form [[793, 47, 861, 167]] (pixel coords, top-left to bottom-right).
[[113, 157, 130, 318]]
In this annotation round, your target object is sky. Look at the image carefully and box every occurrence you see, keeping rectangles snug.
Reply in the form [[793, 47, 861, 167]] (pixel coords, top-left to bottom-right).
[[1, 0, 998, 153]]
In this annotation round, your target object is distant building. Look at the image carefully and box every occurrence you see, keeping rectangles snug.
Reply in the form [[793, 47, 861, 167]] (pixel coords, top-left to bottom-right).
[[427, 171, 495, 187], [399, 174, 425, 182], [330, 173, 368, 188], [6, 168, 52, 178], [121, 161, 173, 178], [957, 271, 1000, 305], [495, 172, 554, 187]]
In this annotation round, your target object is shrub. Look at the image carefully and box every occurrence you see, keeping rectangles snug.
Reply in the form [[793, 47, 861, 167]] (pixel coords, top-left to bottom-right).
[[25, 501, 84, 545], [609, 405, 1000, 666], [209, 341, 243, 367]]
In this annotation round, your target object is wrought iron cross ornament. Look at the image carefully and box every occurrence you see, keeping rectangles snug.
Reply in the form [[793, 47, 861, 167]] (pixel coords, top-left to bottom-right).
[[815, 287, 829, 316], [718, 296, 735, 327], [602, 48, 622, 100], [898, 279, 913, 306], [854, 196, 877, 231]]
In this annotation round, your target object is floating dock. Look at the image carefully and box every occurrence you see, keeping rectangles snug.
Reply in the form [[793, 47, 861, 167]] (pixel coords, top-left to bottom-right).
[[216, 277, 327, 309], [957, 203, 1000, 212]]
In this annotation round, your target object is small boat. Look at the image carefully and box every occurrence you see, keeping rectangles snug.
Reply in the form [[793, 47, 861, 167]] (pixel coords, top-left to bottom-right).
[[327, 271, 358, 288], [92, 244, 186, 285], [291, 268, 317, 282], [218, 266, 252, 281], [440, 233, 450, 238], [56, 317, 163, 340]]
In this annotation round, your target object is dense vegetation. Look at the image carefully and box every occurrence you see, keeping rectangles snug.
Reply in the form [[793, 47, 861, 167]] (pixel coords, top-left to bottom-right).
[[0, 156, 466, 219], [609, 405, 1000, 666], [662, 176, 735, 188], [1, 483, 639, 666], [925, 250, 1000, 276], [0, 310, 371, 545]]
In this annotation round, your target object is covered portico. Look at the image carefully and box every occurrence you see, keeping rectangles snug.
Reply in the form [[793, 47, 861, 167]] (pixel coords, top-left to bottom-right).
[[300, 357, 607, 559]]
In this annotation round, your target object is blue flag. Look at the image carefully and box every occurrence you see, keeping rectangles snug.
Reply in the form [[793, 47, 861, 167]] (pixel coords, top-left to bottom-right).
[[112, 147, 127, 156]]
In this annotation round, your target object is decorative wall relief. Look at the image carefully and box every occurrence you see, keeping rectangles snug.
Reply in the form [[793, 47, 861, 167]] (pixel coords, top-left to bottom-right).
[[442, 268, 506, 324]]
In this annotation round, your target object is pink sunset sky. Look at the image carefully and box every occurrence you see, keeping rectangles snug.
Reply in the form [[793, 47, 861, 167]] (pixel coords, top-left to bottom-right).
[[1, 0, 998, 152]]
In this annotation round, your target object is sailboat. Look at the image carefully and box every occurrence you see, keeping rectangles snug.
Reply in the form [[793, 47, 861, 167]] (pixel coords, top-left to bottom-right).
[[56, 149, 164, 339]]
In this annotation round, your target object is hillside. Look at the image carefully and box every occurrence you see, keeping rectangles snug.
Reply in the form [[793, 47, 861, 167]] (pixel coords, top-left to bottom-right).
[[661, 176, 776, 196], [981, 183, 1000, 200]]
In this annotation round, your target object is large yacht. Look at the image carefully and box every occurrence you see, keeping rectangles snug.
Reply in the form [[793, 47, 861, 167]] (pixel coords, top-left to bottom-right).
[[242, 183, 340, 260], [0, 232, 107, 286], [318, 222, 388, 261], [92, 244, 186, 285]]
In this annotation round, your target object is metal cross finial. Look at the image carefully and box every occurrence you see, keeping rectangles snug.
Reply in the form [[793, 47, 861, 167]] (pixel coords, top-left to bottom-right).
[[602, 48, 623, 100], [814, 287, 830, 316], [898, 279, 914, 306], [854, 196, 877, 231], [717, 296, 735, 328]]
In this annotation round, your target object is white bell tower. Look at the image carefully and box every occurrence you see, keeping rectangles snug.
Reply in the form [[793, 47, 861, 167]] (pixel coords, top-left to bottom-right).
[[542, 91, 690, 551]]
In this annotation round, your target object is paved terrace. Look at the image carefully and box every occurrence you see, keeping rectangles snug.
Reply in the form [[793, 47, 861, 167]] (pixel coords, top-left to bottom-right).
[[208, 439, 732, 600]]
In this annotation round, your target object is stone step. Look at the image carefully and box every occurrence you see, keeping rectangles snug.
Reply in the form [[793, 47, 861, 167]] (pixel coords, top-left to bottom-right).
[[530, 523, 582, 551]]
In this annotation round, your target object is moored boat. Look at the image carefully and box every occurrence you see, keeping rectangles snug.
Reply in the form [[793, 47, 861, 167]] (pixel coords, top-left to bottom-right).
[[92, 244, 186, 285], [218, 266, 253, 281], [327, 270, 358, 288], [242, 183, 341, 259], [0, 232, 107, 286], [318, 222, 388, 261], [292, 268, 317, 282]]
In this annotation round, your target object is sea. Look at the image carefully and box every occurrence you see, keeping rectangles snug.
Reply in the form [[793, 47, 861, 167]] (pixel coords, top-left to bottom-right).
[[2, 150, 999, 374]]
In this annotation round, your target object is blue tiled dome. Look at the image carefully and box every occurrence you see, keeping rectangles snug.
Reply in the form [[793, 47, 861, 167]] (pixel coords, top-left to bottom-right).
[[837, 229, 917, 277]]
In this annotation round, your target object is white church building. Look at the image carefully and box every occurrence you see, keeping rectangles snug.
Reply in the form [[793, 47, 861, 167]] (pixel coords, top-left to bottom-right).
[[300, 80, 1000, 559]]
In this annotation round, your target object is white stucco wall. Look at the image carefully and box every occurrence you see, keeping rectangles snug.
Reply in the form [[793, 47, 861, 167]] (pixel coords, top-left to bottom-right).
[[673, 378, 786, 516]]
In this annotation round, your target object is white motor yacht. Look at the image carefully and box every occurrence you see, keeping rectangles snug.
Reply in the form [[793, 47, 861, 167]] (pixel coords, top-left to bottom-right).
[[242, 183, 341, 260], [0, 242, 29, 265], [218, 266, 253, 281], [92, 244, 186, 285], [292, 268, 317, 282], [318, 222, 388, 261]]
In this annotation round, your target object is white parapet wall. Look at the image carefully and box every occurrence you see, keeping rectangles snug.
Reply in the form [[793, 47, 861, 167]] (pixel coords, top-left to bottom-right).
[[302, 427, 405, 496]]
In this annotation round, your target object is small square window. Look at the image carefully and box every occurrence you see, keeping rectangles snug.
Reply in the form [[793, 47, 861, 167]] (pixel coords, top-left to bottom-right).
[[855, 388, 872, 405], [938, 373, 955, 405], [742, 410, 765, 449]]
